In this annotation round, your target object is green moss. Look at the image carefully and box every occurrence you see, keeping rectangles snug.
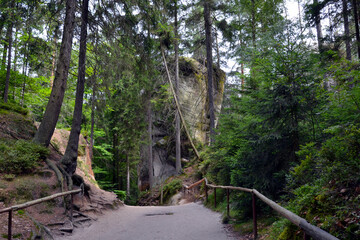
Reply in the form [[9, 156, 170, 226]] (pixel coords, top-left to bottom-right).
[[0, 102, 29, 115], [78, 144, 86, 156], [50, 139, 61, 152]]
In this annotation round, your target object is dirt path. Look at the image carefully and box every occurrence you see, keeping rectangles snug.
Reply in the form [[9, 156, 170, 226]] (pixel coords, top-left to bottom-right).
[[58, 203, 239, 240]]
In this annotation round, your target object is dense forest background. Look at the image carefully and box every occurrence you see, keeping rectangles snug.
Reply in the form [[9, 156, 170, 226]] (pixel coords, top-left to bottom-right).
[[0, 0, 359, 239]]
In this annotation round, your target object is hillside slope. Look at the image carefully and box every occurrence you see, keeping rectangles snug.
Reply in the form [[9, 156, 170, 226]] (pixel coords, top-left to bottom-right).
[[0, 104, 121, 239]]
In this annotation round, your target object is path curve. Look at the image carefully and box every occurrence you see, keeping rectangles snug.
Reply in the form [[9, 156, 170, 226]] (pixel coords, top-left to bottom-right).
[[59, 203, 237, 240]]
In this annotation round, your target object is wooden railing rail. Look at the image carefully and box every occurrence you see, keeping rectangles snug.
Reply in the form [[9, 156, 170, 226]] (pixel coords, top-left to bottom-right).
[[184, 178, 338, 240], [0, 184, 84, 240]]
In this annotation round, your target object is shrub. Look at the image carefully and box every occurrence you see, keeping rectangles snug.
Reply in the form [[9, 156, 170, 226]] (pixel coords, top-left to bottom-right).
[[0, 140, 49, 174], [162, 179, 182, 203], [113, 190, 126, 201]]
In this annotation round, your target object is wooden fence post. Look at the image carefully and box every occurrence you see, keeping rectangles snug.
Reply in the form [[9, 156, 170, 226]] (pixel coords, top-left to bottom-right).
[[252, 192, 257, 239], [204, 181, 208, 203], [8, 209, 12, 240], [214, 188, 217, 208], [226, 189, 230, 217]]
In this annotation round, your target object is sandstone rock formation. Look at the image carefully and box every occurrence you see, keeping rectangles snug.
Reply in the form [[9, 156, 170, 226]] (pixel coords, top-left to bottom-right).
[[138, 57, 225, 189]]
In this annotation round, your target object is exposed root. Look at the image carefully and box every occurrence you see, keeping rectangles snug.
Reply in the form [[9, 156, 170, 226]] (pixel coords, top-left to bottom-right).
[[26, 212, 54, 240], [57, 164, 73, 191], [45, 159, 64, 193]]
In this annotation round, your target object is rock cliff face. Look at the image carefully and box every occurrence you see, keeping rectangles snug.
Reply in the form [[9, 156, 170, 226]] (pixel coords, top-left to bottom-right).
[[138, 57, 225, 188]]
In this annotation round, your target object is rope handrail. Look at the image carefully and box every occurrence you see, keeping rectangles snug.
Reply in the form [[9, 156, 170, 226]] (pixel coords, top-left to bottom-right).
[[185, 178, 338, 240]]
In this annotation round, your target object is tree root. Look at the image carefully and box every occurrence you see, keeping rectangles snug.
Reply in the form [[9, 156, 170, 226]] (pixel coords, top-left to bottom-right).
[[26, 212, 54, 240], [45, 159, 64, 193], [57, 164, 73, 191]]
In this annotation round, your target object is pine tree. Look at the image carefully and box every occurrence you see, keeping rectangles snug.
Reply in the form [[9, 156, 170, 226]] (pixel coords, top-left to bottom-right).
[[33, 0, 76, 147], [61, 0, 89, 175]]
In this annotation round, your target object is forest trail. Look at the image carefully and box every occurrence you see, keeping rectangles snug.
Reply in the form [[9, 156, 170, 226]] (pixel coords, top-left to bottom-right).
[[58, 203, 241, 240]]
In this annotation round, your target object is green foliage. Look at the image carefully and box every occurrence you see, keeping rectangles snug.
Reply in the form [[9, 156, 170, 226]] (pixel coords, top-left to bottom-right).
[[162, 179, 182, 203], [205, 22, 322, 199], [113, 190, 126, 201], [0, 140, 49, 174], [271, 68, 360, 239]]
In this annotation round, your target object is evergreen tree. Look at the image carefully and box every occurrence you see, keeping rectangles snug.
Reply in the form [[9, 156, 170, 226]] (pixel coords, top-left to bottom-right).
[[33, 0, 76, 147], [61, 0, 89, 175]]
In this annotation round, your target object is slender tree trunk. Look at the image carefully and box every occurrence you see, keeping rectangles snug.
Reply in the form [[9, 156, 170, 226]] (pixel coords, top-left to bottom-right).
[[33, 0, 76, 147], [297, 0, 303, 31], [4, 22, 13, 103], [0, 17, 5, 40], [147, 99, 153, 187], [21, 31, 31, 107], [353, 0, 360, 59], [13, 28, 18, 72], [204, 0, 215, 144], [174, 0, 181, 174], [61, 0, 89, 175], [126, 155, 130, 196], [50, 24, 60, 87], [251, 0, 256, 50], [21, 57, 28, 107], [90, 76, 96, 160], [1, 25, 9, 69], [313, 0, 323, 52], [112, 133, 119, 187], [343, 0, 352, 60], [249, 0, 257, 88]]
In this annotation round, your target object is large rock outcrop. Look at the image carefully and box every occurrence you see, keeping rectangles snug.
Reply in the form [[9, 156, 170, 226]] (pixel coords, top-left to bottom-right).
[[138, 57, 225, 188]]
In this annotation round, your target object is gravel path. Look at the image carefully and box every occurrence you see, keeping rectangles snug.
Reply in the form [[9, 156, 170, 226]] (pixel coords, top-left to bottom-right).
[[59, 203, 238, 240]]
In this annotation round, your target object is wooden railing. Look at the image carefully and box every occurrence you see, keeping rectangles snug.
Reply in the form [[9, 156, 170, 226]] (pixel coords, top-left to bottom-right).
[[0, 184, 84, 240], [183, 179, 338, 240]]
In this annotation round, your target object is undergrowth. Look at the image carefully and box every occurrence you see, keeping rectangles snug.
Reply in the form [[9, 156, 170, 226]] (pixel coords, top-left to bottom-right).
[[0, 139, 49, 174]]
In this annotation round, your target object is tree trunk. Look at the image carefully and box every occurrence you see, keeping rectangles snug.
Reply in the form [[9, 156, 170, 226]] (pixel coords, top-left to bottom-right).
[[204, 0, 215, 144], [174, 0, 181, 174], [33, 0, 76, 147], [353, 0, 360, 59], [13, 28, 18, 72], [4, 22, 13, 103], [251, 0, 256, 50], [50, 23, 60, 87], [112, 133, 119, 187], [1, 25, 9, 69], [61, 0, 89, 175], [126, 154, 130, 197], [343, 0, 352, 60], [147, 98, 153, 187], [21, 31, 31, 107], [313, 0, 323, 52], [90, 76, 96, 160]]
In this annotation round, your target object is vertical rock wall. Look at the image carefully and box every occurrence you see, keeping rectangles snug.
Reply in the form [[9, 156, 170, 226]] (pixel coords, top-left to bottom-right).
[[138, 57, 225, 188]]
